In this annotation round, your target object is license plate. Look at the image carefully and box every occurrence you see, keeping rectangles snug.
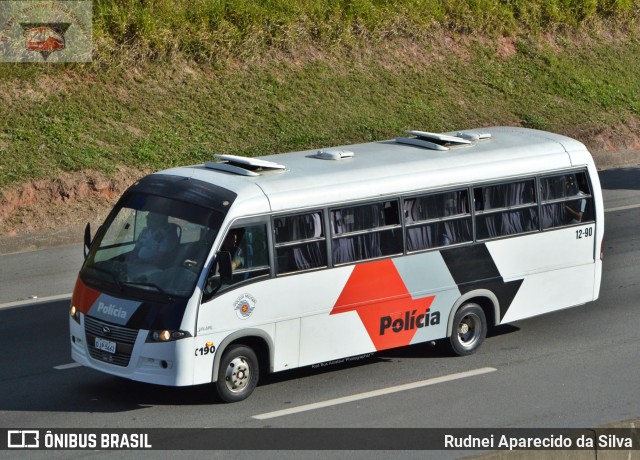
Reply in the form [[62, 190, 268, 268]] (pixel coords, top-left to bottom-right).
[[95, 337, 116, 354]]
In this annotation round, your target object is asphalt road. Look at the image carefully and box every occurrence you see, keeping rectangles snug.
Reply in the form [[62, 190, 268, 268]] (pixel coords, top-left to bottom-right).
[[0, 167, 639, 459]]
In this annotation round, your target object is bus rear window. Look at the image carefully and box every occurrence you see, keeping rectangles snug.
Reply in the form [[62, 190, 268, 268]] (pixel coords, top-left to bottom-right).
[[540, 172, 594, 229]]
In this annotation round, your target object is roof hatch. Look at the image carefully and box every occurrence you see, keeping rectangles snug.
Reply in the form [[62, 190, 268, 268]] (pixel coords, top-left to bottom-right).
[[396, 130, 491, 151], [205, 154, 287, 176]]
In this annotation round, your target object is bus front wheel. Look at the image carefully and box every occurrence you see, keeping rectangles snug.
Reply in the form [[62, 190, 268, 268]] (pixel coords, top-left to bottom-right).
[[449, 303, 487, 356], [216, 344, 259, 403]]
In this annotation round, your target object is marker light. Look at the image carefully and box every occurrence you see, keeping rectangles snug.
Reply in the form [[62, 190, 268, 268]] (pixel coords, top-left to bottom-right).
[[69, 305, 81, 324]]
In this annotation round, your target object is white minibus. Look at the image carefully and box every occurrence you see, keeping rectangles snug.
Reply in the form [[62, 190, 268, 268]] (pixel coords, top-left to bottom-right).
[[69, 127, 604, 402]]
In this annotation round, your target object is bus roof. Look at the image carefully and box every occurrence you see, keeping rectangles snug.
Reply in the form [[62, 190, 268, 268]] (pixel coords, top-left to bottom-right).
[[160, 126, 590, 213]]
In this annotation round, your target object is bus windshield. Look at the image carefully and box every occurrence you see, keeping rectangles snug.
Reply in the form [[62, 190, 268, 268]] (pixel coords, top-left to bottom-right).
[[82, 191, 224, 301]]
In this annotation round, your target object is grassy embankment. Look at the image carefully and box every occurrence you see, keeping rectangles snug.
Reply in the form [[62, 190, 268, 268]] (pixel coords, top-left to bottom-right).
[[1, 0, 639, 193]]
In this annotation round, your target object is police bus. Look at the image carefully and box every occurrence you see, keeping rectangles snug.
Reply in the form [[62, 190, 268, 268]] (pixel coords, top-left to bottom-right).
[[69, 127, 604, 402]]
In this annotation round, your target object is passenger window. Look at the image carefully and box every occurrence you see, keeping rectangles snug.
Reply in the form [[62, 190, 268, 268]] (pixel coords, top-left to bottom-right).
[[331, 200, 402, 264], [274, 212, 327, 275], [540, 172, 594, 229], [404, 189, 472, 251], [474, 179, 539, 239]]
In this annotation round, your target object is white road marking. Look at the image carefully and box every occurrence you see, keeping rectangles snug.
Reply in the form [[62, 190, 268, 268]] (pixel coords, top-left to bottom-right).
[[54, 362, 82, 370], [252, 367, 497, 420], [604, 203, 640, 213], [0, 293, 72, 310]]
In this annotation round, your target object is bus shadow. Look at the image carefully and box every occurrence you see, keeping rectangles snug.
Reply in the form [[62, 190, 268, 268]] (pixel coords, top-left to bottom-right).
[[488, 323, 520, 338], [259, 323, 520, 388]]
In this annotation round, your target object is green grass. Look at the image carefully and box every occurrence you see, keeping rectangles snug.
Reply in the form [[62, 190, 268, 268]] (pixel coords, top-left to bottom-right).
[[1, 1, 639, 191], [87, 0, 638, 65]]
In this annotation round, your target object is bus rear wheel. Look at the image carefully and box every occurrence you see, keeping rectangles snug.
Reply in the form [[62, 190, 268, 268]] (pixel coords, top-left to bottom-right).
[[449, 303, 487, 356], [216, 344, 259, 403]]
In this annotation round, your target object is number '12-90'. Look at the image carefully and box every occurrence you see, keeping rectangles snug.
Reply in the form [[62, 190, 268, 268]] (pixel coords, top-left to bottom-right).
[[576, 227, 593, 239]]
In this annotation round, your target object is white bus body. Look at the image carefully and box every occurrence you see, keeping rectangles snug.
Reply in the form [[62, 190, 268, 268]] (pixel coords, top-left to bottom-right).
[[69, 127, 604, 402]]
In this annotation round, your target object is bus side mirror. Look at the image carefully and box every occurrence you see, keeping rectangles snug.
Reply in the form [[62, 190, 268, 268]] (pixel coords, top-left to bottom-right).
[[203, 252, 233, 302], [217, 251, 233, 282], [84, 222, 92, 258]]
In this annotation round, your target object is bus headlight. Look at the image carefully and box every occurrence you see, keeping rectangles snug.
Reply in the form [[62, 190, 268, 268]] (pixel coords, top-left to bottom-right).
[[69, 305, 81, 324], [146, 330, 191, 343]]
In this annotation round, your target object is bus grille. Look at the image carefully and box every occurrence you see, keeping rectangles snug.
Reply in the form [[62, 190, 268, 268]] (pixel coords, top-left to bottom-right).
[[84, 316, 138, 367]]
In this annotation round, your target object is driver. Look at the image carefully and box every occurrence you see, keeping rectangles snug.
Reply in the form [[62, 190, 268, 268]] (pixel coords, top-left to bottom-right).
[[130, 212, 176, 263]]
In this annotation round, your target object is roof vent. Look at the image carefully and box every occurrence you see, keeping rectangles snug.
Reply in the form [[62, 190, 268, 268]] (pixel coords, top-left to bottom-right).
[[396, 130, 491, 151], [455, 131, 492, 141], [205, 154, 286, 176], [314, 149, 355, 161]]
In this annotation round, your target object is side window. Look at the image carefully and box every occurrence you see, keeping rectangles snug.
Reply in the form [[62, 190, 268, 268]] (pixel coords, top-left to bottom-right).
[[540, 172, 594, 229], [331, 200, 402, 265], [274, 211, 327, 275], [404, 189, 472, 252], [213, 223, 270, 292], [474, 179, 539, 240]]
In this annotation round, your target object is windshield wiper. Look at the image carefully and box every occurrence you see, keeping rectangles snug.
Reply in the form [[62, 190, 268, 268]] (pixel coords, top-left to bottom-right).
[[120, 281, 175, 302]]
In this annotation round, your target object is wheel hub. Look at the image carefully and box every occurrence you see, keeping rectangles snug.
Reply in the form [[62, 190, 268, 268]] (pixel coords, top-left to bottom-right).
[[225, 356, 250, 393], [458, 314, 479, 346]]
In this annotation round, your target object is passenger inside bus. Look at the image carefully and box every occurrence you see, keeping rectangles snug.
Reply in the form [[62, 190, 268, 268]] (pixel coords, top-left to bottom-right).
[[565, 175, 587, 224], [204, 226, 271, 298], [540, 173, 592, 229], [221, 228, 245, 270]]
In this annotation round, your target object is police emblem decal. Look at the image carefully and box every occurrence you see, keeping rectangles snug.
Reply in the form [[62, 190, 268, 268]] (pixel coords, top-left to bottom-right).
[[234, 294, 257, 320]]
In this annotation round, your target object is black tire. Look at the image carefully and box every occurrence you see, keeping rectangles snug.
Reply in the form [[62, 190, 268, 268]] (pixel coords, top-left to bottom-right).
[[215, 344, 259, 403], [449, 303, 487, 356]]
